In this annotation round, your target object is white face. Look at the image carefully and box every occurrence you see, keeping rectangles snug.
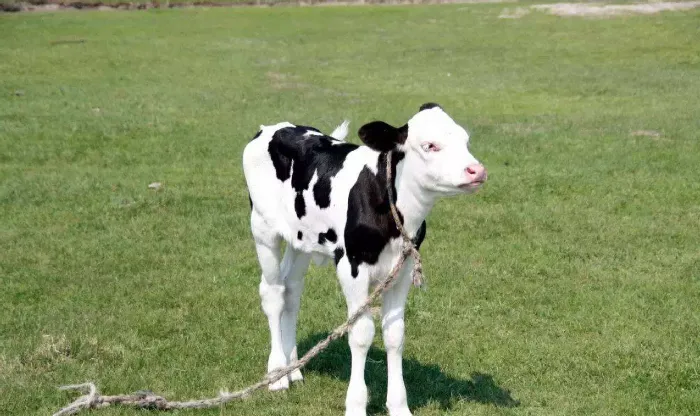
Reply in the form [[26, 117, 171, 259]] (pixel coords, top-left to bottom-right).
[[401, 106, 487, 195]]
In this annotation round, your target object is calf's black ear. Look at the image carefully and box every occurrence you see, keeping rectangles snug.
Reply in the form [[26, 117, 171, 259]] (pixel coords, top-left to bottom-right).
[[358, 121, 408, 152]]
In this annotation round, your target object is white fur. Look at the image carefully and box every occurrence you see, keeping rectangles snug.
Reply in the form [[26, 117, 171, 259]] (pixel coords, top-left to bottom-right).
[[243, 107, 486, 416], [330, 119, 350, 141]]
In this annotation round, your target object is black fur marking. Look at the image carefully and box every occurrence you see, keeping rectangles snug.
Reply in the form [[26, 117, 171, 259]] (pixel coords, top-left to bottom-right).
[[295, 125, 322, 134], [318, 228, 337, 245], [358, 121, 408, 152], [297, 231, 303, 240], [294, 192, 306, 219], [351, 262, 359, 278], [334, 247, 345, 266], [313, 181, 333, 208], [268, 126, 357, 217], [248, 193, 253, 210], [251, 130, 263, 141], [268, 129, 294, 182], [419, 102, 441, 111], [344, 151, 407, 278]]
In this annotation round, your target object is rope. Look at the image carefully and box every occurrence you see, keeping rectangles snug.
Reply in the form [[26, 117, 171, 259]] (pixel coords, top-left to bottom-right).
[[385, 150, 424, 288], [53, 150, 423, 416]]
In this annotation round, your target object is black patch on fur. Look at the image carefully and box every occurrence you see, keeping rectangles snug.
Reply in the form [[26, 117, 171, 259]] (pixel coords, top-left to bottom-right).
[[297, 231, 303, 240], [318, 228, 337, 245], [419, 102, 441, 111], [294, 192, 306, 218], [248, 193, 253, 210], [251, 130, 263, 141], [313, 181, 333, 208], [358, 121, 408, 152], [350, 262, 359, 278], [295, 125, 321, 134], [344, 151, 409, 278], [268, 126, 357, 217], [334, 247, 344, 265]]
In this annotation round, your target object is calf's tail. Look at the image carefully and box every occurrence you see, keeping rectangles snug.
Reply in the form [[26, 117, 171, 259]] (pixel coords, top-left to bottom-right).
[[330, 120, 350, 141]]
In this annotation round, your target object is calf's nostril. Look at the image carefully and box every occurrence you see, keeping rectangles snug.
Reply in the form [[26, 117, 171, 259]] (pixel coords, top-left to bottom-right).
[[466, 166, 476, 175]]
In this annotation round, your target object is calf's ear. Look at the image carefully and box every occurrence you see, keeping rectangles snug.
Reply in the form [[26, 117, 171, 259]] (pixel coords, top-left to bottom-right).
[[358, 121, 408, 152]]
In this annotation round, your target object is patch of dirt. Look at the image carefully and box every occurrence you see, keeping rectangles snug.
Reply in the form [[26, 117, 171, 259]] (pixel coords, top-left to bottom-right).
[[500, 1, 700, 18], [533, 1, 700, 16], [1, 0, 508, 13], [498, 6, 528, 18]]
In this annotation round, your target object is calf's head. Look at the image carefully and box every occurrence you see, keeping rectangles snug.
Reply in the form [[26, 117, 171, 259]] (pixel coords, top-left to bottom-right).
[[359, 103, 487, 195]]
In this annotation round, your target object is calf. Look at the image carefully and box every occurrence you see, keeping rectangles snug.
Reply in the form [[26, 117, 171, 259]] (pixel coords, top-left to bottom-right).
[[242, 103, 486, 416]]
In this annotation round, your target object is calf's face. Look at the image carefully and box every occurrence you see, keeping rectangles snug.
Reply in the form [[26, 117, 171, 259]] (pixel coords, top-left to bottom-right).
[[359, 103, 487, 196]]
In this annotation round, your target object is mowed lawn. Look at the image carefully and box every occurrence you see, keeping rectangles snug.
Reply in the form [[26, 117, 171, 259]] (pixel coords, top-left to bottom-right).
[[2, 3, 700, 415]]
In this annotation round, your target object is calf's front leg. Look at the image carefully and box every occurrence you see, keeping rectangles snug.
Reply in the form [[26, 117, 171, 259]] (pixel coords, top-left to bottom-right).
[[382, 264, 413, 416], [339, 266, 373, 416]]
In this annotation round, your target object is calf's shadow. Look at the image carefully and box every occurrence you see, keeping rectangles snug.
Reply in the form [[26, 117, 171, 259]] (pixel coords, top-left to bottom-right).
[[298, 332, 519, 415]]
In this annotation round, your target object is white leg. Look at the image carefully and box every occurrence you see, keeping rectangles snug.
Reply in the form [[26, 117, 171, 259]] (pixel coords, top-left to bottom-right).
[[279, 247, 310, 383], [339, 264, 374, 416], [252, 214, 288, 391], [382, 264, 413, 416]]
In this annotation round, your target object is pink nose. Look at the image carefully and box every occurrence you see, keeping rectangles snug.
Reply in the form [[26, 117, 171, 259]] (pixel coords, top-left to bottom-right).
[[465, 164, 487, 183]]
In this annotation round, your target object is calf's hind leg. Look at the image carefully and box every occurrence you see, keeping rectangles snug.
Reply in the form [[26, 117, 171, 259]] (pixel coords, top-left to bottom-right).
[[279, 246, 311, 383], [251, 213, 288, 391]]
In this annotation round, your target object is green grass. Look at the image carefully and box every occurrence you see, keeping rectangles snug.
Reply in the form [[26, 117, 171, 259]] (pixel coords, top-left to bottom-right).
[[2, 3, 700, 415]]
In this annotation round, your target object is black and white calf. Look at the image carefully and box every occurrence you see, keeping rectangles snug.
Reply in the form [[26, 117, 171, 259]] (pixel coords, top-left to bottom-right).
[[242, 104, 486, 416]]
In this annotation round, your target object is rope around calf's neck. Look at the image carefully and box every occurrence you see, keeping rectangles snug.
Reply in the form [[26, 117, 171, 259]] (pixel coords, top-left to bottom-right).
[[53, 150, 424, 416], [385, 150, 425, 288]]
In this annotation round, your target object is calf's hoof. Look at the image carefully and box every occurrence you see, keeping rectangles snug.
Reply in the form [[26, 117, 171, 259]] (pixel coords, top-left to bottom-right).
[[268, 376, 290, 391], [344, 407, 367, 416], [289, 369, 304, 383], [387, 407, 412, 416]]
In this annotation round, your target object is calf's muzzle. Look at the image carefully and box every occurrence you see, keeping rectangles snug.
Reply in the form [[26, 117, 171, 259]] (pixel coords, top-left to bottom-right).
[[465, 163, 487, 185]]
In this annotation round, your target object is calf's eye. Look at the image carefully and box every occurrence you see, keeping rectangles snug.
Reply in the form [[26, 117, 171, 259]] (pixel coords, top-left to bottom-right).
[[421, 142, 441, 152]]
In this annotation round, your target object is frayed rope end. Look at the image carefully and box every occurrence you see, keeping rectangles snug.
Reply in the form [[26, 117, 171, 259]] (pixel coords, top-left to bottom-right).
[[53, 383, 98, 416]]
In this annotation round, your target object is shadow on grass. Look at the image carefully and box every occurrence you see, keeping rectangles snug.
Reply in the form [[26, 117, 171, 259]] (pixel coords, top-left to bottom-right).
[[298, 332, 519, 415]]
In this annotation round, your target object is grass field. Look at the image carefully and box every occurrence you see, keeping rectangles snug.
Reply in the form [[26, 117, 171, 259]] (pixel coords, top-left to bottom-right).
[[2, 3, 700, 415]]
